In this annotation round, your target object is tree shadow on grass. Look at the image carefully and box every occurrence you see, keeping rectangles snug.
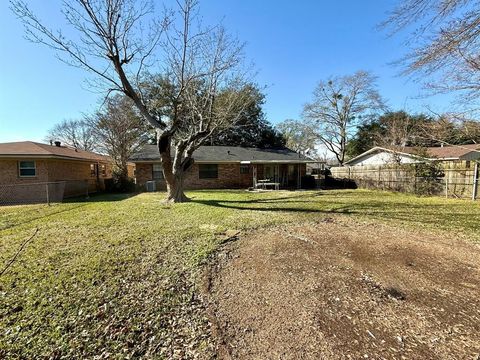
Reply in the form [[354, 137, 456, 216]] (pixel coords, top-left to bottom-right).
[[191, 192, 353, 214], [192, 195, 480, 235], [64, 192, 138, 204]]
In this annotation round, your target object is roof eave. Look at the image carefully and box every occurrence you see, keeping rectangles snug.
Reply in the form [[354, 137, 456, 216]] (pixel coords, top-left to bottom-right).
[[0, 154, 109, 162]]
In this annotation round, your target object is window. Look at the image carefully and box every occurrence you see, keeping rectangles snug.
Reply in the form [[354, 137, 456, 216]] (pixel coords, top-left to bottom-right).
[[19, 161, 36, 177], [199, 164, 218, 179], [240, 164, 249, 174], [466, 161, 471, 169], [152, 163, 164, 180], [90, 164, 96, 177], [100, 164, 106, 177]]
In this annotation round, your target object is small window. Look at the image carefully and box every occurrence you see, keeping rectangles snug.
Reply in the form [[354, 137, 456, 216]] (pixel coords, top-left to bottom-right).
[[100, 164, 106, 177], [152, 163, 164, 180], [466, 161, 471, 169], [240, 164, 249, 174], [199, 164, 218, 179], [19, 161, 36, 177], [90, 164, 96, 177]]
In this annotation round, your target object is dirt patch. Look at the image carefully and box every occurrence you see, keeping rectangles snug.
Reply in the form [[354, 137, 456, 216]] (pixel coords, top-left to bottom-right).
[[205, 218, 480, 359]]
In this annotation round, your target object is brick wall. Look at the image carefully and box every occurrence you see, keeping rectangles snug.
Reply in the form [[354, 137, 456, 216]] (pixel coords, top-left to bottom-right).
[[135, 162, 254, 190], [134, 162, 307, 190], [0, 158, 113, 200], [0, 159, 49, 185]]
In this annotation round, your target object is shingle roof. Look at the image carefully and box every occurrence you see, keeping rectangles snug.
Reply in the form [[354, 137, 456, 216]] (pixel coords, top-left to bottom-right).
[[426, 144, 480, 158], [131, 145, 313, 163], [0, 141, 109, 162], [382, 144, 480, 159], [345, 144, 480, 165]]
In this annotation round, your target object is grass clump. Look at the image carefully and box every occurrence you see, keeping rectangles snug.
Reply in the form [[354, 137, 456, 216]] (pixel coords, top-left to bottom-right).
[[1, 189, 479, 358]]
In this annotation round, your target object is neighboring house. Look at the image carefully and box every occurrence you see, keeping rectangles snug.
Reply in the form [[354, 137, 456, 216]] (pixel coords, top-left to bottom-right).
[[130, 145, 314, 190], [0, 141, 112, 203], [331, 144, 480, 199], [345, 145, 480, 166]]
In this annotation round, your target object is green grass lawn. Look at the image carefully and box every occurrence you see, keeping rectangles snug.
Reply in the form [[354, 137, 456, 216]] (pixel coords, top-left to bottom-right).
[[1, 190, 479, 358]]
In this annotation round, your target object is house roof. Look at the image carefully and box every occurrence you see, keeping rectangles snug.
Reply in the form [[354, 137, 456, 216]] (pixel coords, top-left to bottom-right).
[[0, 141, 109, 162], [345, 144, 480, 165], [131, 145, 315, 163]]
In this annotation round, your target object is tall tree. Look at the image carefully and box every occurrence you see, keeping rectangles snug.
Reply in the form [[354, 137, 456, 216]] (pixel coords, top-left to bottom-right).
[[207, 85, 285, 148], [13, 0, 253, 202], [276, 119, 317, 156], [303, 71, 385, 165], [345, 111, 435, 158], [45, 119, 97, 151], [384, 0, 480, 108], [89, 95, 151, 182], [345, 120, 384, 158]]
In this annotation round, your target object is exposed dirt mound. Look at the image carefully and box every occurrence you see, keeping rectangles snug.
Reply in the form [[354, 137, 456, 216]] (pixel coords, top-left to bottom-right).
[[205, 219, 480, 359]]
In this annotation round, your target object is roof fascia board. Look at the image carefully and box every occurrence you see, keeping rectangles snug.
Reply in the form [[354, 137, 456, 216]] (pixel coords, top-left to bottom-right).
[[131, 159, 314, 164], [0, 154, 108, 162]]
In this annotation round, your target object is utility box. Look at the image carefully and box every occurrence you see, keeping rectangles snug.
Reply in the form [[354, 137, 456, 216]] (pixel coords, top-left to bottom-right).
[[145, 181, 156, 192]]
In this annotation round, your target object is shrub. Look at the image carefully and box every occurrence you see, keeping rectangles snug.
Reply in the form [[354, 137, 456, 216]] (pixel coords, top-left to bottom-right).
[[413, 161, 444, 196], [105, 176, 136, 193], [301, 175, 316, 189]]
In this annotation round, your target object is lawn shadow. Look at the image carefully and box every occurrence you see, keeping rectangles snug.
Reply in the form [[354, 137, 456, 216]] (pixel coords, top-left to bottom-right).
[[64, 192, 138, 204], [191, 192, 352, 214]]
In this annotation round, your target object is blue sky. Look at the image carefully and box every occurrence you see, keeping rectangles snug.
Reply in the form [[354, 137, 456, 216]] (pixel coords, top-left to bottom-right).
[[0, 0, 453, 143]]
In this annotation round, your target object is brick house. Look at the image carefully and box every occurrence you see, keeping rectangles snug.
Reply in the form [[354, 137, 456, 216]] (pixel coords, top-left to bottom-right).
[[0, 141, 112, 204], [131, 145, 314, 190]]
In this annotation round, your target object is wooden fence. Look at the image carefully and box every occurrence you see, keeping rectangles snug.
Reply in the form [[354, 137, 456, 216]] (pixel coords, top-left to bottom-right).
[[331, 160, 479, 200]]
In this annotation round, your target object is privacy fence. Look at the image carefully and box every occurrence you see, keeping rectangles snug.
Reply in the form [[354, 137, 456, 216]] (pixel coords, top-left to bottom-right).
[[331, 160, 479, 200], [0, 180, 95, 206]]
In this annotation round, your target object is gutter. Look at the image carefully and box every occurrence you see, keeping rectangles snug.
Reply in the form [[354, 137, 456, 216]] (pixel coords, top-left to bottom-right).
[[131, 159, 315, 164], [0, 155, 109, 162]]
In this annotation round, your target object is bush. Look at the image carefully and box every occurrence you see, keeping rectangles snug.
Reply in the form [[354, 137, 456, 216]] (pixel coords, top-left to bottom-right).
[[324, 176, 357, 189], [413, 161, 444, 196], [319, 168, 332, 177], [301, 175, 316, 189], [105, 176, 136, 193]]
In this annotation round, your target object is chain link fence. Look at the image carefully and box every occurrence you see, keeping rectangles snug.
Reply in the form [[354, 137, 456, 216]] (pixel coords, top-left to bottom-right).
[[0, 180, 92, 206]]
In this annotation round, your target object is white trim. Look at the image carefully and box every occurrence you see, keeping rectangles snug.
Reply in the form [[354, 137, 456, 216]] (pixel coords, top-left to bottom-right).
[[345, 147, 433, 165], [18, 160, 36, 177]]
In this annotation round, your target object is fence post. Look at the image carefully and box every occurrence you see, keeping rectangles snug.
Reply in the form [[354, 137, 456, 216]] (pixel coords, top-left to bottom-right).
[[472, 162, 479, 201], [46, 183, 50, 206], [445, 177, 448, 199], [377, 168, 381, 188]]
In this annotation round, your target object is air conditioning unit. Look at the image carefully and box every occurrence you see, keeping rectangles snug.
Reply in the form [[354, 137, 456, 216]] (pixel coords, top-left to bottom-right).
[[145, 181, 156, 192]]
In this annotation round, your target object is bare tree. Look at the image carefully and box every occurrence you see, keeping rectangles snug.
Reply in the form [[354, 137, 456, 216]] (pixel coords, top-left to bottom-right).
[[276, 119, 317, 156], [384, 0, 480, 108], [303, 71, 385, 165], [45, 119, 98, 151], [88, 94, 151, 182], [12, 0, 252, 202]]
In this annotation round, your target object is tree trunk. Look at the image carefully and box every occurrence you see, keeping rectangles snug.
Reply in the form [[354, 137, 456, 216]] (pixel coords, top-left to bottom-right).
[[158, 133, 190, 203], [165, 172, 190, 203]]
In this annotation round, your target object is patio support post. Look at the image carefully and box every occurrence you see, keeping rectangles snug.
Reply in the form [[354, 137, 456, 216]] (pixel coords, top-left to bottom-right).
[[297, 164, 301, 189], [253, 165, 257, 188]]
